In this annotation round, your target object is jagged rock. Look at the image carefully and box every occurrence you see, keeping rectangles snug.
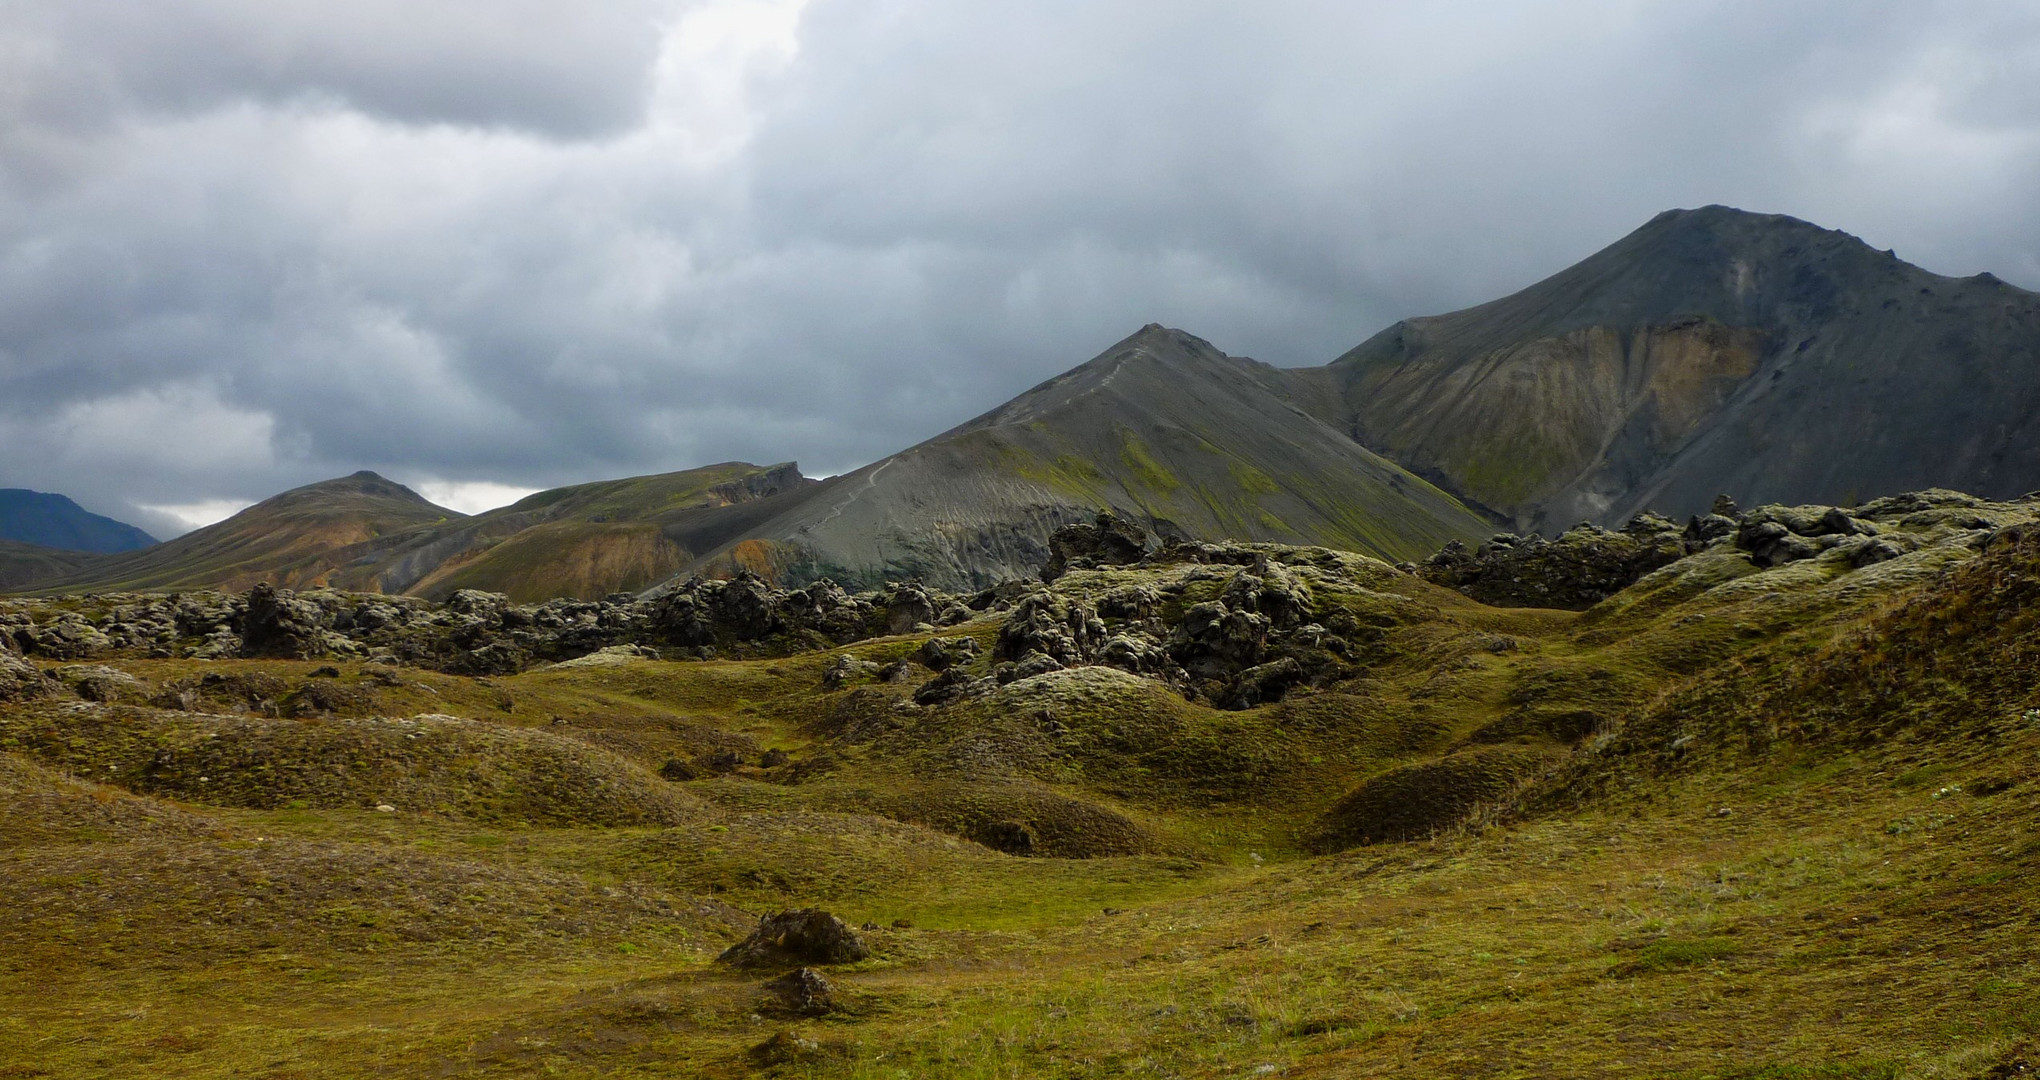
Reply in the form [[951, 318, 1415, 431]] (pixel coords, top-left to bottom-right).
[[1096, 631, 1178, 679], [1419, 517, 1685, 610], [1221, 560, 1313, 629], [1851, 538, 1908, 567], [762, 967, 836, 1016], [1042, 509, 1153, 581], [1684, 513, 1737, 547], [444, 589, 508, 617], [915, 635, 980, 671], [15, 612, 113, 659], [1009, 651, 1065, 680], [1167, 600, 1269, 677], [1711, 494, 1741, 517], [1218, 657, 1307, 709], [712, 573, 779, 640], [994, 591, 1105, 665], [883, 583, 937, 635], [1734, 504, 1880, 567], [717, 909, 870, 969], [821, 655, 883, 690], [241, 584, 329, 659], [0, 655, 50, 703], [913, 666, 993, 706]]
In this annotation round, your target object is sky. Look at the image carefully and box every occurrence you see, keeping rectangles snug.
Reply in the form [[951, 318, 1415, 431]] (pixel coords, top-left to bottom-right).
[[2, 1, 2037, 537]]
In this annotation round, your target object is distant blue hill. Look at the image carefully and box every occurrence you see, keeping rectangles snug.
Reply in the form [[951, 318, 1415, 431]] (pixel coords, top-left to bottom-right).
[[0, 489, 158, 553]]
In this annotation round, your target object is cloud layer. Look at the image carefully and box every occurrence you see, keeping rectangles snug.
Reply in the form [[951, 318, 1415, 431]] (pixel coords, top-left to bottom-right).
[[2, 0, 2036, 535]]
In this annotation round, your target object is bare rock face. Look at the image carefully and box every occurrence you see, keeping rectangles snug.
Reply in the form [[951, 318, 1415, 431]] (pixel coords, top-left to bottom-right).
[[717, 909, 870, 969]]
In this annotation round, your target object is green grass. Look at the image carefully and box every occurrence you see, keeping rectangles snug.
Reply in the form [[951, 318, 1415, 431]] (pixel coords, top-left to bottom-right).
[[8, 516, 2040, 1076]]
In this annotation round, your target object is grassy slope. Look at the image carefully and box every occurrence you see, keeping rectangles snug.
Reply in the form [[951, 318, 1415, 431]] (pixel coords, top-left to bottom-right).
[[4, 509, 2038, 1076], [32, 473, 463, 595], [0, 539, 103, 591], [403, 463, 798, 602]]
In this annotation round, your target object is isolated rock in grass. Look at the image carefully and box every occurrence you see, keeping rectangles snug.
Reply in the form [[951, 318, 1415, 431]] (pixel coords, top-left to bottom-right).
[[749, 1029, 824, 1067], [820, 654, 882, 689], [762, 967, 836, 1015], [718, 908, 870, 969], [915, 635, 979, 671]]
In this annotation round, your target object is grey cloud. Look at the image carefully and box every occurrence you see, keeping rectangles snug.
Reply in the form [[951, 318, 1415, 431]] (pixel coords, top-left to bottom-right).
[[1, 0, 2037, 535]]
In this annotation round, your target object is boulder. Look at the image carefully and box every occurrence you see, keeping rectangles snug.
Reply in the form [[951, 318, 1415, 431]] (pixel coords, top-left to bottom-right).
[[241, 584, 329, 659], [883, 583, 937, 635], [712, 573, 779, 640], [762, 967, 836, 1016], [915, 635, 980, 671], [820, 655, 883, 690], [1042, 509, 1153, 581], [717, 909, 870, 969], [0, 654, 50, 703]]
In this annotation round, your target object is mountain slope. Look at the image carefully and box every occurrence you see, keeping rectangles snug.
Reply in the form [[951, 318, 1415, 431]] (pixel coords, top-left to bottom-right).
[[0, 489, 156, 553], [360, 462, 814, 601], [23, 464, 815, 601], [671, 325, 1495, 589], [0, 540, 103, 591], [34, 472, 464, 594], [1309, 205, 2040, 530]]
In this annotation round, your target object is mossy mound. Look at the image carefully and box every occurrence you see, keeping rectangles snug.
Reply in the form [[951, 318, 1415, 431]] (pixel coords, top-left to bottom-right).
[[0, 705, 707, 827], [2, 835, 752, 973], [851, 782, 1165, 858], [0, 751, 211, 847], [1306, 743, 1560, 851]]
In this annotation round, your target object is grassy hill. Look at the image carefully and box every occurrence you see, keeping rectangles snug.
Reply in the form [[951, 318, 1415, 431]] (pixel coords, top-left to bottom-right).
[[4, 489, 2037, 1075], [24, 463, 813, 601], [30, 471, 465, 594]]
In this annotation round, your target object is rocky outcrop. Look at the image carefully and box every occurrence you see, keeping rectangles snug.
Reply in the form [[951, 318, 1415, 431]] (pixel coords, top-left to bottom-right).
[[1419, 514, 1688, 609], [717, 909, 869, 969], [0, 573, 981, 676], [1042, 508, 1154, 581]]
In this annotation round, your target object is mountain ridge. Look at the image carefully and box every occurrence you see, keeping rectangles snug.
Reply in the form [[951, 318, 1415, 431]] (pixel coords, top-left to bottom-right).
[[1309, 204, 2040, 530], [0, 489, 158, 554]]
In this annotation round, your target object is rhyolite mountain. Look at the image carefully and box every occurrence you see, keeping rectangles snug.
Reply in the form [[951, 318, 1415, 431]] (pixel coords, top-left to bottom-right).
[[0, 489, 156, 554], [31, 472, 467, 595], [659, 324, 1496, 589], [1288, 205, 2040, 532], [15, 205, 2040, 599], [25, 464, 814, 601]]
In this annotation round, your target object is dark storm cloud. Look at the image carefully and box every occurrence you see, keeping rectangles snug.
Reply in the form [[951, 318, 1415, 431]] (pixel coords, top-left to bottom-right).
[[0, 0, 2036, 534]]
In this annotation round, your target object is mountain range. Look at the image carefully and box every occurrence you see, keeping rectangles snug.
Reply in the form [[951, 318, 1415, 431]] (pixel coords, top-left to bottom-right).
[[5, 204, 2037, 597]]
